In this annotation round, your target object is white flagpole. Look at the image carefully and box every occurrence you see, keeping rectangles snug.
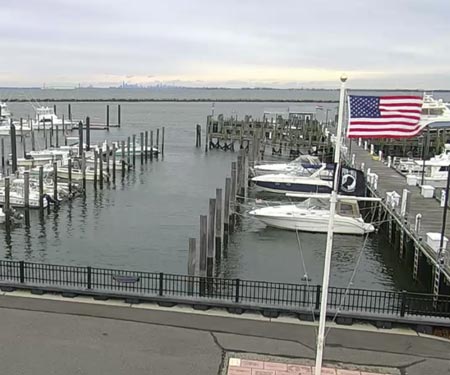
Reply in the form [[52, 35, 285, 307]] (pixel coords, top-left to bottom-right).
[[314, 74, 347, 375]]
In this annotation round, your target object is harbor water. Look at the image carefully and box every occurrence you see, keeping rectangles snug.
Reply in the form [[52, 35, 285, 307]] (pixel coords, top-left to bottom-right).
[[1, 89, 442, 292]]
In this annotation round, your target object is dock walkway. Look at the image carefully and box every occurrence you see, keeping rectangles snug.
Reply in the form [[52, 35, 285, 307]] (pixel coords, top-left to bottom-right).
[[348, 139, 450, 290]]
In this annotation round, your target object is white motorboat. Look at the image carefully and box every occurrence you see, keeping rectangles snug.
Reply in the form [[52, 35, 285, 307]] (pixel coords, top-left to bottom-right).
[[249, 198, 375, 235], [251, 164, 334, 194], [57, 166, 108, 181], [32, 106, 74, 130], [419, 94, 450, 129], [411, 144, 450, 187], [0, 187, 47, 208], [253, 155, 320, 175]]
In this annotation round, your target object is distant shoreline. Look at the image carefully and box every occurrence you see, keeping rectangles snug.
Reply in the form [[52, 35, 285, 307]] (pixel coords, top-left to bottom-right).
[[3, 98, 340, 103]]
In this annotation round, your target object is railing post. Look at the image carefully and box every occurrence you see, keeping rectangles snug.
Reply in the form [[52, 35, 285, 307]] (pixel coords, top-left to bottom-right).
[[235, 278, 240, 303], [87, 266, 92, 289], [159, 272, 164, 296], [315, 285, 321, 310], [400, 290, 407, 317], [19, 261, 25, 283]]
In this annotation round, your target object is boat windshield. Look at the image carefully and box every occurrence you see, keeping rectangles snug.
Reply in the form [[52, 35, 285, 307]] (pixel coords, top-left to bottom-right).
[[296, 198, 330, 210]]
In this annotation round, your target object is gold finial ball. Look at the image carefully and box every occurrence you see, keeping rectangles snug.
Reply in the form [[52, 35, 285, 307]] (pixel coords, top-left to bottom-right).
[[340, 74, 348, 83]]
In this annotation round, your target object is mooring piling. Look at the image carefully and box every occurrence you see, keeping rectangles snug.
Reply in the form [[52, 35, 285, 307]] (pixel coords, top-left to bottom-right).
[[117, 104, 121, 127], [53, 162, 58, 202], [195, 124, 201, 147], [150, 131, 154, 161], [39, 166, 44, 211], [68, 158, 72, 195], [223, 177, 231, 249], [86, 116, 91, 151], [112, 143, 116, 184], [121, 140, 126, 178], [132, 134, 136, 167], [99, 147, 104, 190], [4, 177, 10, 224], [106, 144, 110, 184], [162, 127, 165, 156], [199, 215, 207, 295], [215, 188, 223, 262], [156, 128, 160, 153], [144, 131, 149, 162], [1, 138, 5, 171], [127, 136, 131, 166], [140, 132, 144, 164], [106, 105, 110, 131], [81, 151, 87, 192], [24, 171, 30, 210], [93, 150, 98, 189], [207, 198, 216, 277], [78, 121, 83, 156], [10, 123, 17, 174]]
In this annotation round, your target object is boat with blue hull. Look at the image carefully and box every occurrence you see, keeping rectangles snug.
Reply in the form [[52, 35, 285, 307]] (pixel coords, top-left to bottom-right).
[[251, 164, 334, 194]]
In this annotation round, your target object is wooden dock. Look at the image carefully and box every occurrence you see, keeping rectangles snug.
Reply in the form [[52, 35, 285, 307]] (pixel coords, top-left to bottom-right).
[[348, 138, 450, 296]]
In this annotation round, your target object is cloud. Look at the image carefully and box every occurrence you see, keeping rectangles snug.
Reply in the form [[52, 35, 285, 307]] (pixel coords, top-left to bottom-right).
[[0, 0, 449, 88]]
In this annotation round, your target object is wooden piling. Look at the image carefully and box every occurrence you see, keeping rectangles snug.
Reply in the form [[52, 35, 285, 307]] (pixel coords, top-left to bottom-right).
[[150, 131, 154, 161], [53, 162, 58, 202], [236, 154, 243, 199], [39, 166, 44, 210], [24, 171, 30, 210], [19, 118, 23, 143], [215, 188, 223, 261], [205, 122, 209, 153], [81, 151, 87, 192], [106, 105, 110, 131], [106, 144, 110, 184], [62, 114, 66, 137], [196, 124, 201, 147], [223, 177, 231, 249], [121, 140, 126, 178], [132, 134, 136, 167], [188, 237, 197, 294], [230, 162, 237, 231], [207, 198, 216, 277], [68, 104, 72, 121], [199, 215, 207, 295], [53, 104, 57, 115], [161, 126, 165, 155], [93, 150, 98, 189], [50, 118, 53, 146], [117, 104, 121, 127], [144, 131, 149, 162], [1, 138, 4, 170], [86, 116, 91, 151], [127, 136, 131, 166], [140, 132, 144, 164], [99, 148, 104, 189], [112, 143, 116, 184], [156, 128, 160, 153], [68, 158, 72, 195], [31, 130, 36, 151], [78, 121, 84, 156], [10, 123, 17, 174], [4, 177, 10, 224]]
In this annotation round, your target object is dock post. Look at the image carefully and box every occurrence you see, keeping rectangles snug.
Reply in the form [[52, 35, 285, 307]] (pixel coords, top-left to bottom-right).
[[50, 118, 53, 147], [144, 131, 149, 162], [53, 161, 58, 202], [62, 114, 66, 137], [140, 132, 144, 164], [162, 126, 165, 156], [188, 238, 197, 295], [199, 215, 207, 296], [24, 171, 30, 210], [112, 143, 116, 184], [196, 124, 201, 147], [230, 161, 237, 231], [117, 104, 121, 127], [39, 166, 44, 211], [215, 188, 223, 262], [106, 105, 110, 131], [55, 125, 59, 147], [106, 144, 110, 184], [68, 104, 72, 121], [4, 177, 10, 224], [223, 177, 231, 250], [205, 122, 209, 153], [1, 138, 4, 171], [150, 131, 154, 161], [121, 140, 126, 178], [86, 116, 91, 151], [207, 198, 216, 277], [68, 158, 72, 195], [78, 121, 84, 156], [400, 189, 410, 221], [132, 134, 136, 167], [31, 130, 36, 151], [237, 154, 243, 199], [127, 136, 131, 167], [10, 123, 17, 174], [156, 128, 160, 154], [53, 104, 57, 115], [93, 150, 98, 190], [81, 151, 87, 193], [99, 147, 104, 190], [20, 118, 23, 143]]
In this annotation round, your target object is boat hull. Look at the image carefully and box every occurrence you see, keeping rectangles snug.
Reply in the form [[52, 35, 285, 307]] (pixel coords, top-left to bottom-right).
[[251, 213, 373, 235], [254, 180, 332, 194]]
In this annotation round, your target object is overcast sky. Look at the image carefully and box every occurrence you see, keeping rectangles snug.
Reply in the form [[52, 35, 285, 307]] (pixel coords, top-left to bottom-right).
[[1, 0, 449, 89]]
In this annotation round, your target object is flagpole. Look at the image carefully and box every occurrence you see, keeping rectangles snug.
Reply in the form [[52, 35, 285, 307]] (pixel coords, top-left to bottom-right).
[[314, 74, 347, 375]]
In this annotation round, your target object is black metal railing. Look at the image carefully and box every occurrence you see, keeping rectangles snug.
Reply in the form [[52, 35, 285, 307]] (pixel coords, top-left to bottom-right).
[[0, 259, 450, 319]]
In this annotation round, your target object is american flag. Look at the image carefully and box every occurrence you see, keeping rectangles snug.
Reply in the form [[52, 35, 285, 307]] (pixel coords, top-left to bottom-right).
[[347, 95, 424, 138]]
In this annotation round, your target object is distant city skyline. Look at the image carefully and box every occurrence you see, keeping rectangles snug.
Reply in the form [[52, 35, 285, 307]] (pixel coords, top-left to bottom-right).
[[1, 0, 450, 89]]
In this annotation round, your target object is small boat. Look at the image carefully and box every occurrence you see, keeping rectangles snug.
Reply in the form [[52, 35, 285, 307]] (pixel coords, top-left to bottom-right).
[[57, 166, 108, 181], [0, 188, 47, 208], [114, 144, 159, 156], [251, 164, 334, 194], [249, 198, 375, 235], [32, 106, 74, 130], [253, 155, 320, 175]]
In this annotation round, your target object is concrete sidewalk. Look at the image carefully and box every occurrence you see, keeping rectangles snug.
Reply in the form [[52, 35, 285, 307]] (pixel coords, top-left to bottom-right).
[[0, 291, 449, 375]]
